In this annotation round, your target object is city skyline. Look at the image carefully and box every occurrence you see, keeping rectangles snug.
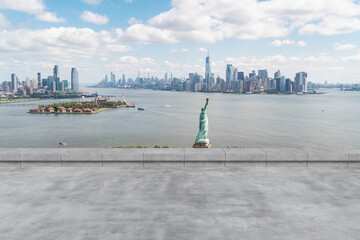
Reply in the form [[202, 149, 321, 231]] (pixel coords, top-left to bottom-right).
[[2, 65, 79, 96], [1, 0, 360, 83], [94, 52, 314, 94]]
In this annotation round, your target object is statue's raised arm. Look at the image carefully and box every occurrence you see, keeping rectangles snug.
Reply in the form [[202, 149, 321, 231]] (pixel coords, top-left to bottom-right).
[[203, 97, 209, 111]]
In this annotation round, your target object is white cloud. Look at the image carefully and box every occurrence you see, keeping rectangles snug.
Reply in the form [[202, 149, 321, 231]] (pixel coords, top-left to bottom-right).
[[82, 0, 101, 5], [125, 0, 133, 2], [0, 0, 66, 23], [80, 11, 109, 24], [0, 0, 45, 14], [170, 48, 189, 53], [0, 27, 131, 63], [297, 40, 307, 47], [304, 55, 337, 62], [36, 12, 66, 23], [0, 13, 11, 29], [110, 0, 360, 44], [198, 47, 208, 52], [271, 39, 306, 47], [299, 16, 360, 35], [105, 56, 158, 74], [334, 43, 356, 51], [127, 17, 142, 25]]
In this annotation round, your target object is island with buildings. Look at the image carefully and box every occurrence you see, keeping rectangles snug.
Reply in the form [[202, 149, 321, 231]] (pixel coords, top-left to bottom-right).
[[28, 98, 131, 114]]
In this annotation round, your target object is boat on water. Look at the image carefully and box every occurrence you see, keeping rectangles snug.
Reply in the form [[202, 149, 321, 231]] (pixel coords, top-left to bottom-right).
[[138, 107, 145, 111]]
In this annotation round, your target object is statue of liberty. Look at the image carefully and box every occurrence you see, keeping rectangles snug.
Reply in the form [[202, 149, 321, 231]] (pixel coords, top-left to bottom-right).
[[193, 97, 211, 148]]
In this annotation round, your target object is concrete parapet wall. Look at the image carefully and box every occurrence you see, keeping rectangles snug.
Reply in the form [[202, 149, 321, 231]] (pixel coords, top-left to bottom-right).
[[0, 148, 359, 167]]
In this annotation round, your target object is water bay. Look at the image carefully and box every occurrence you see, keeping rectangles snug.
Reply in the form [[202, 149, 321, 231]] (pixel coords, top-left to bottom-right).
[[0, 87, 359, 148]]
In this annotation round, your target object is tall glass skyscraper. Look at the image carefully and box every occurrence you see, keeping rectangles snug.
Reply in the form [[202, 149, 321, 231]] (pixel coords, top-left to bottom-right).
[[226, 64, 234, 86], [53, 65, 58, 79], [11, 73, 17, 91], [71, 68, 79, 93], [37, 72, 41, 87], [51, 65, 58, 93], [205, 51, 211, 88], [295, 72, 307, 92]]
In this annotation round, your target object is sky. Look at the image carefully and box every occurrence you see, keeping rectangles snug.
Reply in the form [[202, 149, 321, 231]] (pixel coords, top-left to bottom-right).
[[0, 0, 360, 84]]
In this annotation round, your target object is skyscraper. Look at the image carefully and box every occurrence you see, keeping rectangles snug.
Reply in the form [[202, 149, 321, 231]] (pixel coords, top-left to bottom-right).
[[205, 51, 211, 89], [294, 72, 307, 92], [274, 69, 281, 79], [280, 76, 286, 92], [37, 72, 41, 87], [26, 77, 31, 87], [258, 70, 268, 79], [285, 78, 292, 92], [111, 72, 116, 86], [104, 74, 108, 86], [33, 77, 37, 89], [53, 65, 58, 79], [52, 65, 58, 93], [238, 72, 245, 81], [71, 68, 79, 93], [11, 73, 17, 91], [48, 76, 53, 92], [226, 64, 234, 87]]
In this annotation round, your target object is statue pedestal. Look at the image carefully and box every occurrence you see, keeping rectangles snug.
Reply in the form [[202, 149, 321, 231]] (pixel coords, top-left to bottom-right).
[[193, 142, 212, 148]]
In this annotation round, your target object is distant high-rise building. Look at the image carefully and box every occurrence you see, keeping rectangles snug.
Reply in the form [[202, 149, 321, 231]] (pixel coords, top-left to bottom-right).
[[226, 64, 234, 87], [252, 70, 256, 79], [285, 78, 292, 92], [62, 80, 69, 88], [104, 74, 108, 85], [55, 77, 61, 91], [165, 72, 168, 82], [280, 76, 286, 92], [234, 68, 238, 82], [111, 72, 116, 86], [238, 72, 245, 81], [258, 70, 268, 79], [53, 65, 59, 92], [274, 69, 281, 79], [48, 76, 53, 92], [205, 51, 211, 89], [122, 74, 126, 84], [53, 65, 58, 79], [294, 72, 307, 92], [33, 77, 37, 89], [11, 73, 18, 91], [42, 78, 48, 88], [60, 82, 64, 92], [71, 68, 79, 93], [37, 73, 41, 87], [26, 77, 31, 87]]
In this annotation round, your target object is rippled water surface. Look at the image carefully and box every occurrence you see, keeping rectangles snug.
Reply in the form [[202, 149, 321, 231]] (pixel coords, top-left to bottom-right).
[[1, 88, 359, 148]]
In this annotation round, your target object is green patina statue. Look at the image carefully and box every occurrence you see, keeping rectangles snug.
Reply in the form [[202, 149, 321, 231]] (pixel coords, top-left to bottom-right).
[[195, 97, 210, 144]]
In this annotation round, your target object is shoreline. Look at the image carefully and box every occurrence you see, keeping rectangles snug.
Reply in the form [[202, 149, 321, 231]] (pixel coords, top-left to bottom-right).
[[0, 98, 42, 104], [28, 108, 112, 114]]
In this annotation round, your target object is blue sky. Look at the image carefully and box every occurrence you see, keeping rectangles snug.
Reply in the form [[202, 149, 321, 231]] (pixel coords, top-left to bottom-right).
[[0, 0, 360, 84]]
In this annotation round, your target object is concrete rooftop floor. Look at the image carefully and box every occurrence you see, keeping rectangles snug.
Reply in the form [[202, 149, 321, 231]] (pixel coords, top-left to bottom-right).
[[1, 167, 360, 240]]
